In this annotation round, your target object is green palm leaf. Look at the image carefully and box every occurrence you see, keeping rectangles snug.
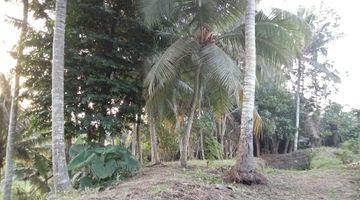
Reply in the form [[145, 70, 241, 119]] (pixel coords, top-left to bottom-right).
[[140, 0, 179, 26], [200, 43, 241, 93], [144, 38, 199, 96]]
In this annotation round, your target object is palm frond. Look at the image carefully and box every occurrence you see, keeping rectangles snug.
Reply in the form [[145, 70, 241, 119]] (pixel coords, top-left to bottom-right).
[[253, 110, 263, 137], [144, 38, 200, 96], [139, 0, 179, 26], [211, 0, 246, 32], [220, 8, 310, 67], [200, 43, 241, 93], [205, 82, 233, 119], [15, 134, 50, 147]]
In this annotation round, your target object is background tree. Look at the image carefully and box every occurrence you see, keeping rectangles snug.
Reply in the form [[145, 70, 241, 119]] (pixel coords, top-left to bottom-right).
[[20, 0, 155, 146], [293, 7, 341, 150]]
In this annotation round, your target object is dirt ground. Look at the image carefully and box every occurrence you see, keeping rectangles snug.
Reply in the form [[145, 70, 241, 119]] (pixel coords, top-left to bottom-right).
[[72, 157, 359, 200]]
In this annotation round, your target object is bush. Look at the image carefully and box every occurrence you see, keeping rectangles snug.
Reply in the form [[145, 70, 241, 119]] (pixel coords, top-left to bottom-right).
[[310, 148, 343, 169], [68, 143, 140, 189], [334, 149, 357, 164], [204, 135, 222, 161], [340, 139, 360, 154], [310, 156, 343, 169]]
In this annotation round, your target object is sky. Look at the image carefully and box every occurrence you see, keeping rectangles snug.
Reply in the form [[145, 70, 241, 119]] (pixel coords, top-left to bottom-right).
[[0, 0, 359, 109]]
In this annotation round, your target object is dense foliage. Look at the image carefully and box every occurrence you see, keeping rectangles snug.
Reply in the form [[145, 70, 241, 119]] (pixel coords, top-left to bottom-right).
[[0, 0, 359, 199], [21, 0, 156, 142]]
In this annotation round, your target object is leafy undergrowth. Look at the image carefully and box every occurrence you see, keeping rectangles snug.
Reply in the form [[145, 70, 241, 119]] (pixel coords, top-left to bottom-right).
[[60, 148, 360, 200]]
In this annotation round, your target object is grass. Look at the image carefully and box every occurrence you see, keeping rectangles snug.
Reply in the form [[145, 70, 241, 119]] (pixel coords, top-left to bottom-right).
[[310, 147, 360, 169], [149, 184, 170, 195], [193, 169, 222, 184], [310, 156, 343, 169], [183, 159, 235, 168], [53, 147, 360, 199]]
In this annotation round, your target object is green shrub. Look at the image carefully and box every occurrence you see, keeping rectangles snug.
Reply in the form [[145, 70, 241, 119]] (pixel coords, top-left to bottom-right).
[[310, 148, 343, 169], [68, 143, 140, 189], [334, 149, 357, 164], [204, 135, 221, 161], [340, 139, 360, 154], [310, 156, 343, 169]]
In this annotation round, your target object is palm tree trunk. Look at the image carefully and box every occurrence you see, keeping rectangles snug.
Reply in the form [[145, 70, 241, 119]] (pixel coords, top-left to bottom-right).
[[65, 137, 72, 162], [219, 116, 226, 159], [283, 138, 290, 154], [197, 87, 205, 160], [255, 134, 260, 157], [234, 0, 256, 172], [3, 1, 28, 199], [229, 140, 233, 158], [224, 139, 228, 159], [131, 121, 137, 156], [171, 95, 183, 161], [200, 130, 205, 160], [180, 66, 201, 167], [51, 0, 71, 193], [149, 116, 160, 164], [135, 114, 142, 164], [294, 59, 302, 151], [228, 0, 267, 185], [287, 140, 293, 153]]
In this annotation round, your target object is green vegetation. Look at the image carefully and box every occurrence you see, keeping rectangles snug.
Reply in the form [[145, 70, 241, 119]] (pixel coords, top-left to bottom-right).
[[0, 0, 359, 199], [68, 143, 139, 189]]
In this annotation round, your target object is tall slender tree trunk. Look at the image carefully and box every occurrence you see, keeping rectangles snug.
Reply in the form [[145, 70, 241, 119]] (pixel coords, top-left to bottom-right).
[[131, 122, 137, 156], [229, 140, 233, 158], [234, 0, 256, 172], [287, 140, 293, 153], [200, 131, 205, 160], [51, 0, 71, 193], [65, 137, 72, 162], [135, 114, 142, 164], [283, 138, 290, 154], [197, 87, 205, 160], [180, 66, 201, 167], [149, 116, 160, 164], [228, 0, 267, 185], [219, 116, 226, 159], [171, 95, 183, 161], [3, 1, 28, 199], [255, 134, 260, 157], [224, 139, 228, 159], [294, 59, 302, 151]]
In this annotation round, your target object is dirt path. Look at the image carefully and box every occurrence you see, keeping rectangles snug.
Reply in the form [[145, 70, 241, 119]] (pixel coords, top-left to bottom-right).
[[74, 160, 359, 200]]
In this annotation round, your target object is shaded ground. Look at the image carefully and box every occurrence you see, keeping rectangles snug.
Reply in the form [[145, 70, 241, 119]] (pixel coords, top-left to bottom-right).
[[69, 149, 360, 200]]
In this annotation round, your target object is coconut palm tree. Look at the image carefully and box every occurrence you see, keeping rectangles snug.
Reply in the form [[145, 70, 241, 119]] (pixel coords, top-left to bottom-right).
[[51, 0, 71, 193], [228, 0, 266, 185], [141, 0, 306, 167], [3, 1, 28, 199]]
